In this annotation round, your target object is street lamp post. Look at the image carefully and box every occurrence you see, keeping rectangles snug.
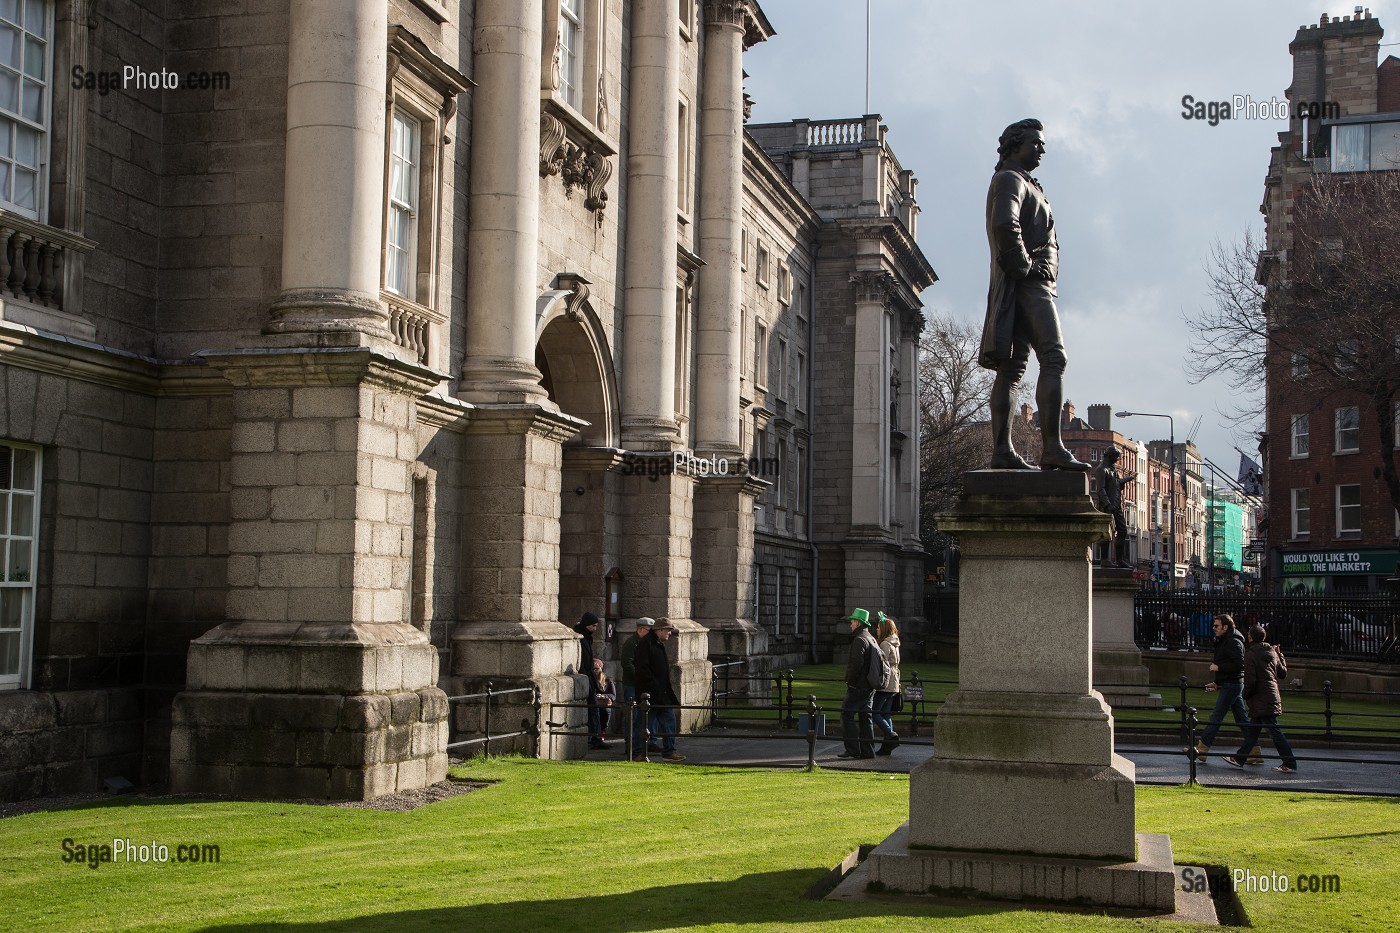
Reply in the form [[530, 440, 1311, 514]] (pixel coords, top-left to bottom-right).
[[1117, 411, 1175, 590]]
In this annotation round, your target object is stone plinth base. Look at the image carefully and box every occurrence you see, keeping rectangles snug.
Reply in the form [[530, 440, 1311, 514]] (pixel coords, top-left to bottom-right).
[[910, 753, 1138, 860], [843, 824, 1178, 914], [170, 622, 448, 800], [1092, 567, 1161, 709]]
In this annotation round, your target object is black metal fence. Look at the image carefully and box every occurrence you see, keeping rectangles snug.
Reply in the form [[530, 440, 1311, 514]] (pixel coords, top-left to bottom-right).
[[1134, 593, 1400, 662]]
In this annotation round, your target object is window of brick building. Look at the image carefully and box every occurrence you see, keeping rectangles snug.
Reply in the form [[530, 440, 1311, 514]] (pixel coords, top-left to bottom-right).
[[1336, 485, 1361, 537], [1290, 414, 1309, 457], [0, 441, 39, 689], [0, 0, 50, 219], [1291, 488, 1310, 539], [1334, 406, 1359, 454], [1290, 352, 1308, 379]]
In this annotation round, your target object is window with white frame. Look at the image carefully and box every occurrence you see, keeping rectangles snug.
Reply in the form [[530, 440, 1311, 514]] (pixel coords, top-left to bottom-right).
[[385, 110, 420, 298], [774, 337, 787, 399], [1334, 406, 1359, 454], [678, 0, 694, 39], [1336, 484, 1361, 535], [558, 0, 584, 110], [740, 227, 749, 270], [753, 321, 766, 388], [777, 263, 791, 304], [794, 351, 805, 409], [1290, 351, 1308, 379], [1290, 487, 1310, 538], [0, 0, 50, 219], [1290, 414, 1309, 457], [0, 442, 39, 689], [677, 98, 691, 215], [755, 242, 770, 287]]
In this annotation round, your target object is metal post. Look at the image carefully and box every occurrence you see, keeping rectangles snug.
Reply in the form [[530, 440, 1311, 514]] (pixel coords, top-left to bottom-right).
[[483, 680, 493, 757], [1323, 680, 1334, 739], [1178, 675, 1190, 749], [1185, 705, 1199, 786], [784, 669, 796, 728], [710, 664, 720, 722], [773, 670, 784, 729], [624, 694, 634, 761], [806, 695, 818, 772], [908, 670, 921, 736], [530, 685, 542, 759], [640, 693, 652, 762]]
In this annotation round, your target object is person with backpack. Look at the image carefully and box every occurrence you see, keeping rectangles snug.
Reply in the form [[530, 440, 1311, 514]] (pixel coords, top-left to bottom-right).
[[838, 608, 883, 760], [1224, 625, 1299, 773]]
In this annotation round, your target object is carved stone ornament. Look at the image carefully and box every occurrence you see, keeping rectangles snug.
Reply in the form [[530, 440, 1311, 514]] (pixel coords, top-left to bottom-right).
[[540, 112, 567, 176], [849, 270, 896, 306], [557, 273, 592, 321], [550, 33, 562, 92], [538, 105, 615, 221], [596, 68, 609, 133]]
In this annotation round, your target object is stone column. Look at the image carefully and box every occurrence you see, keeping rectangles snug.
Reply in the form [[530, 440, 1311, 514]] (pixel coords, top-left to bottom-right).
[[896, 312, 926, 623], [171, 350, 448, 800], [693, 473, 768, 660], [449, 406, 586, 758], [693, 0, 767, 459], [458, 0, 549, 404], [1092, 568, 1162, 708], [266, 0, 389, 340], [621, 0, 682, 448]]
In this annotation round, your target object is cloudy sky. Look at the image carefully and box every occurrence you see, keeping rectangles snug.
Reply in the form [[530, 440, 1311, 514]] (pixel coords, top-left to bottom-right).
[[744, 0, 1400, 483]]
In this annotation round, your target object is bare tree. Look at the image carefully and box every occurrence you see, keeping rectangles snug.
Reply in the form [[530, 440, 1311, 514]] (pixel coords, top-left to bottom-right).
[[918, 312, 1036, 541], [1187, 170, 1400, 514]]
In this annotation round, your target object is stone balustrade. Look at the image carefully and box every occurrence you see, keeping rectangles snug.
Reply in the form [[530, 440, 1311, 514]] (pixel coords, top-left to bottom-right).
[[384, 292, 446, 368], [0, 211, 95, 314], [806, 118, 865, 147]]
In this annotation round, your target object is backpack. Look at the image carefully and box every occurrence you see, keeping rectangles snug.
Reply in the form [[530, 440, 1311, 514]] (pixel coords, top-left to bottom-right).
[[866, 635, 889, 690]]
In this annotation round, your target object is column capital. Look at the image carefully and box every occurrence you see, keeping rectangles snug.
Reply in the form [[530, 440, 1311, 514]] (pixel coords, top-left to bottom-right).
[[849, 270, 896, 306], [703, 0, 774, 48]]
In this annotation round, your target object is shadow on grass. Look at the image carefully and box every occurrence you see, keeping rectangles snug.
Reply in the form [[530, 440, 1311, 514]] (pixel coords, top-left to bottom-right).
[[199, 870, 996, 933]]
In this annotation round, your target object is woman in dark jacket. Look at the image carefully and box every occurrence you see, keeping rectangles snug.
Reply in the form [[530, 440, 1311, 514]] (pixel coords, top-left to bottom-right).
[[1225, 625, 1298, 773]]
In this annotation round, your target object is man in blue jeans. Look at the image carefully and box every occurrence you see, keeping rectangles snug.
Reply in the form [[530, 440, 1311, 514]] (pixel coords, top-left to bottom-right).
[[838, 608, 879, 760], [1196, 614, 1257, 762]]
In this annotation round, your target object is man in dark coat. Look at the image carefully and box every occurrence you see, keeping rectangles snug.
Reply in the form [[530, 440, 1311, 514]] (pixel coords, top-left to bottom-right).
[[573, 612, 608, 749], [1196, 615, 1251, 759], [838, 608, 879, 759], [620, 617, 655, 755], [981, 118, 1088, 472], [634, 618, 684, 762], [1225, 625, 1298, 772]]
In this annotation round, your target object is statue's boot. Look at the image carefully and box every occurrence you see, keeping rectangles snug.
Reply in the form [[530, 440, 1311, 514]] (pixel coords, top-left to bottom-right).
[[1036, 384, 1090, 472], [989, 391, 1033, 470]]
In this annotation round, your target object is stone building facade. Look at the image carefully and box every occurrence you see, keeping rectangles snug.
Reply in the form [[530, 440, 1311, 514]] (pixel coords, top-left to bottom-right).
[[0, 0, 933, 802]]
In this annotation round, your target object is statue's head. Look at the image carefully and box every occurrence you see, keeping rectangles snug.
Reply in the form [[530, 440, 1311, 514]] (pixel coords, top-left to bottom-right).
[[996, 118, 1045, 172], [1103, 446, 1121, 464]]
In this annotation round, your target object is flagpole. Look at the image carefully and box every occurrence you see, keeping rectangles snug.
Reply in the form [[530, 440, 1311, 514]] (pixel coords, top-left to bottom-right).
[[865, 0, 871, 115]]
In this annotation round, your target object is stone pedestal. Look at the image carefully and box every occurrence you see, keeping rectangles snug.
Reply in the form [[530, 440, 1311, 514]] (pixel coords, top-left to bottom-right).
[[1092, 568, 1162, 709], [861, 471, 1176, 913]]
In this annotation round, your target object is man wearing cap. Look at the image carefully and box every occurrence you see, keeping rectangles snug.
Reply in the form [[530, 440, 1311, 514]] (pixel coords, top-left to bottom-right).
[[840, 608, 879, 759], [634, 618, 685, 762], [621, 617, 656, 756]]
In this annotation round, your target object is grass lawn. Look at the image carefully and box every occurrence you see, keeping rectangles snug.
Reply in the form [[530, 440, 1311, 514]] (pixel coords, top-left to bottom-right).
[[3, 757, 1397, 932], [719, 663, 1398, 742]]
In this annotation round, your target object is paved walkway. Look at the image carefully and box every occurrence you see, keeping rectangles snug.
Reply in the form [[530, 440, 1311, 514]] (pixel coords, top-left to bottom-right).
[[585, 727, 1400, 796]]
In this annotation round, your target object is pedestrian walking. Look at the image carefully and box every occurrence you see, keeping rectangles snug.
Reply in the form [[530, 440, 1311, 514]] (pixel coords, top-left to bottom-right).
[[635, 618, 685, 762], [591, 658, 616, 748], [1196, 614, 1262, 763], [838, 609, 881, 760], [572, 612, 607, 750], [620, 617, 656, 755], [1224, 625, 1299, 773], [872, 613, 902, 756]]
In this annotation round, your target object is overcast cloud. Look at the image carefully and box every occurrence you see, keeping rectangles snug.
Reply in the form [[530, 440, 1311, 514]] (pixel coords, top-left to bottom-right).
[[745, 0, 1400, 482]]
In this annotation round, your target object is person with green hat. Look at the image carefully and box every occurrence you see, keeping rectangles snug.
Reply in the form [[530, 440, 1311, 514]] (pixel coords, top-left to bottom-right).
[[839, 608, 881, 759]]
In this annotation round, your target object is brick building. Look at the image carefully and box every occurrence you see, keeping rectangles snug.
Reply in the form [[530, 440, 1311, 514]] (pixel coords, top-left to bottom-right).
[[1260, 10, 1400, 593], [0, 0, 934, 802]]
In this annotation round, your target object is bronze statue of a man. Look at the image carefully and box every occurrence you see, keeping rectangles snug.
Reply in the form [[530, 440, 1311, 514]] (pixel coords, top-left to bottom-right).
[[981, 119, 1089, 472], [1096, 446, 1136, 568]]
